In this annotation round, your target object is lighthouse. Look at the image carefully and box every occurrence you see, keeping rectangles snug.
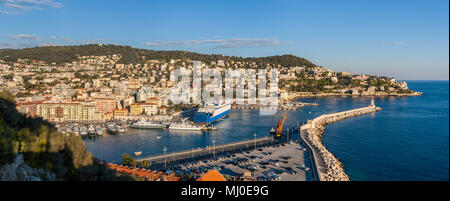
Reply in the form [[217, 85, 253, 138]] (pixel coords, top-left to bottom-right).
[[370, 99, 375, 107]]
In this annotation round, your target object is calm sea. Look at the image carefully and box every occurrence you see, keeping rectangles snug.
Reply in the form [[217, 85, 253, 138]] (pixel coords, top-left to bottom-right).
[[84, 80, 449, 181]]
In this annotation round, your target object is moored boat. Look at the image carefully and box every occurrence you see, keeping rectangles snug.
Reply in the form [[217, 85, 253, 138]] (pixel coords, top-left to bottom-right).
[[80, 127, 88, 137], [107, 124, 118, 135], [95, 125, 103, 136], [116, 125, 126, 133], [169, 122, 203, 131]]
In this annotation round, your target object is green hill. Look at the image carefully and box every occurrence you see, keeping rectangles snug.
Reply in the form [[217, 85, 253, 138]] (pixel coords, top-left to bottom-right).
[[0, 44, 316, 67]]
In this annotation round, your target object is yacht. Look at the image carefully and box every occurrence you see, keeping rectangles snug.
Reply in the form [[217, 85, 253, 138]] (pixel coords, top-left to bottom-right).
[[80, 127, 88, 137], [107, 124, 118, 135], [130, 120, 164, 129], [95, 125, 103, 136], [88, 125, 96, 135], [169, 122, 203, 131], [116, 125, 126, 133]]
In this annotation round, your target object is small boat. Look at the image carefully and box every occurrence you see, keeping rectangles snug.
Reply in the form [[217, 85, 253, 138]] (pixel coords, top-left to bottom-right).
[[80, 127, 88, 137], [116, 125, 126, 133], [270, 127, 276, 134], [88, 125, 96, 135], [157, 136, 162, 139], [107, 124, 118, 135], [95, 125, 103, 136]]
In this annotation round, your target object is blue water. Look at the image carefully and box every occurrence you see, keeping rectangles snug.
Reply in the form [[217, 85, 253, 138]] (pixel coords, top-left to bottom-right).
[[320, 81, 449, 181], [84, 80, 449, 181]]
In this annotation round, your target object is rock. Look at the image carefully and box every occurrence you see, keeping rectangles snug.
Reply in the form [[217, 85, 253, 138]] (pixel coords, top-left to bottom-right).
[[0, 154, 55, 181]]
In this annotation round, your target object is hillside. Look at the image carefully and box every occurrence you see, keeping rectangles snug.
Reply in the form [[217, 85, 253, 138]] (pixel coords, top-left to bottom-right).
[[0, 44, 316, 67], [0, 90, 135, 181]]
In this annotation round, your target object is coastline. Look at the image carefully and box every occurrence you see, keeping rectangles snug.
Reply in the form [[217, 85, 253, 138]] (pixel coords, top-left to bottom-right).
[[287, 91, 423, 101], [300, 105, 382, 181]]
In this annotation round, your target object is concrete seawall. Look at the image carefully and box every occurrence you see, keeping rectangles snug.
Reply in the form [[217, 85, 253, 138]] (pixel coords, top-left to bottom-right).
[[300, 103, 382, 181]]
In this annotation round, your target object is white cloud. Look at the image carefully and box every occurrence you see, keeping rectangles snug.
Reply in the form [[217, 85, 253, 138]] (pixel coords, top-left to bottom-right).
[[1, 34, 108, 49], [0, 0, 63, 15], [145, 38, 283, 49], [11, 34, 40, 40]]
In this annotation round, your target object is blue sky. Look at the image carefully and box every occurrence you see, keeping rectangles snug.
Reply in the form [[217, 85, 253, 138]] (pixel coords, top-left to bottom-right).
[[0, 0, 448, 80]]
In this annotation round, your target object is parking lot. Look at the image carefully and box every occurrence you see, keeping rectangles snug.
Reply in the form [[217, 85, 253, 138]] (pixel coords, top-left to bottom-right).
[[175, 141, 308, 181]]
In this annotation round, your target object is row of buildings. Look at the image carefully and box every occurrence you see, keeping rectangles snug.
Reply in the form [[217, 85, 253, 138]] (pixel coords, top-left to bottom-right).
[[16, 97, 168, 123]]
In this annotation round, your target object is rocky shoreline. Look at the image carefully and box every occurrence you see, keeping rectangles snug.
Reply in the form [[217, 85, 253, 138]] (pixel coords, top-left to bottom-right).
[[287, 91, 423, 100]]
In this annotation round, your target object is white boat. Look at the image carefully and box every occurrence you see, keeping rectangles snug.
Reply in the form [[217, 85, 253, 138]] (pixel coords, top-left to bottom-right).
[[80, 127, 88, 136], [107, 124, 118, 135], [116, 125, 126, 133], [169, 122, 203, 131], [95, 125, 103, 136], [88, 125, 96, 135], [157, 136, 162, 139], [130, 120, 164, 129]]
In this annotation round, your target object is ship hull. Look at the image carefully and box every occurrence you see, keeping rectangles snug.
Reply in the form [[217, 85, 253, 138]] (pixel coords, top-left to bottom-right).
[[194, 104, 231, 124]]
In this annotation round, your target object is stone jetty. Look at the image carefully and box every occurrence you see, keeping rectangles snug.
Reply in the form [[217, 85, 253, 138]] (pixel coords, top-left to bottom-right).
[[300, 101, 382, 181]]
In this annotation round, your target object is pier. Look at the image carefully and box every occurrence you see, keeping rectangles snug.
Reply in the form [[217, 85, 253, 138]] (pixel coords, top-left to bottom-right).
[[299, 101, 382, 181], [136, 137, 276, 168]]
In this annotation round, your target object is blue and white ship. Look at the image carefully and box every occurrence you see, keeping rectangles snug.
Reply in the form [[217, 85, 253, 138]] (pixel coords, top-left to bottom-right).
[[194, 103, 231, 124]]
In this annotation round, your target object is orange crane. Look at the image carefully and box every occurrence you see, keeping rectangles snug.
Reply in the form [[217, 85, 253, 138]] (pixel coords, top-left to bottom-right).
[[275, 112, 288, 138]]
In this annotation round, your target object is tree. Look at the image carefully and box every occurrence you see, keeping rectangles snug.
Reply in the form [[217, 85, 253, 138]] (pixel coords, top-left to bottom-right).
[[122, 153, 137, 167], [0, 90, 15, 104], [140, 160, 149, 168]]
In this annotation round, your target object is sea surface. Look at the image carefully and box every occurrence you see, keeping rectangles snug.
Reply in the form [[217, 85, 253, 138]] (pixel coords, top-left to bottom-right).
[[84, 80, 449, 181]]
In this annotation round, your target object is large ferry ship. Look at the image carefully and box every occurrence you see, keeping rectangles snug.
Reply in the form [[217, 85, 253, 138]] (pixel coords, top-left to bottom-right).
[[193, 103, 231, 124]]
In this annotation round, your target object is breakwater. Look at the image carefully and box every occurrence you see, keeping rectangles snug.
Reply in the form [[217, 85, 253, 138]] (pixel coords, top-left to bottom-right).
[[300, 102, 382, 181]]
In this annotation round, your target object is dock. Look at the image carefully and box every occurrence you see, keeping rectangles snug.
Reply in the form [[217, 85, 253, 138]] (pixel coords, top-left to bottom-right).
[[136, 137, 276, 168], [299, 102, 382, 181]]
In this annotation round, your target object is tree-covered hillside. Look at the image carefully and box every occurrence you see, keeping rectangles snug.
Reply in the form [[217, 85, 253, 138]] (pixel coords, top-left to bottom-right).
[[0, 44, 316, 67]]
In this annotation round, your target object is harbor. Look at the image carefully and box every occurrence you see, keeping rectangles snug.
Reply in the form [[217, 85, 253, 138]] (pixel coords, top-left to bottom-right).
[[83, 90, 448, 181]]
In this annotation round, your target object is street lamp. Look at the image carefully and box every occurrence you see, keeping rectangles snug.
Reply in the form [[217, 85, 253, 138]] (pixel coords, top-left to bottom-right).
[[212, 139, 216, 160], [254, 133, 257, 150], [163, 147, 167, 169]]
